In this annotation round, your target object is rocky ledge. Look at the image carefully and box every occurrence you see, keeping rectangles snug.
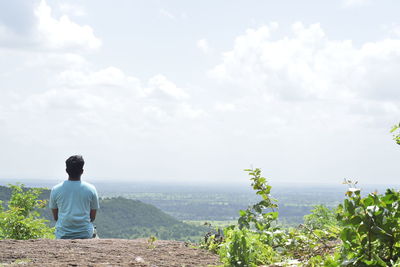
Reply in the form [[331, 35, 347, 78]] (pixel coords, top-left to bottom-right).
[[0, 238, 221, 267]]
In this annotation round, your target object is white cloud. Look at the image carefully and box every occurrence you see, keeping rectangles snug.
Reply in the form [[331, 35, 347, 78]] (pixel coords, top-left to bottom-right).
[[0, 0, 100, 52], [206, 20, 400, 172], [147, 74, 189, 100], [35, 0, 101, 51], [211, 22, 400, 103], [1, 1, 399, 184], [11, 66, 198, 130], [197, 39, 210, 54], [59, 3, 86, 17]]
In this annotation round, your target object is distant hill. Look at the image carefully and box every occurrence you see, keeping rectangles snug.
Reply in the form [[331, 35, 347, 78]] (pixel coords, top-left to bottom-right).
[[0, 185, 207, 242], [96, 197, 207, 240]]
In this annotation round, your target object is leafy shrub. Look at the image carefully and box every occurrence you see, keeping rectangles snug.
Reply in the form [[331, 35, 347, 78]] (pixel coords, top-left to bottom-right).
[[211, 168, 342, 266], [238, 168, 278, 233], [219, 227, 279, 267], [200, 222, 224, 253], [216, 169, 282, 266], [302, 204, 341, 246], [307, 252, 341, 267], [0, 184, 54, 240], [208, 162, 400, 266], [304, 204, 338, 231], [337, 180, 400, 266]]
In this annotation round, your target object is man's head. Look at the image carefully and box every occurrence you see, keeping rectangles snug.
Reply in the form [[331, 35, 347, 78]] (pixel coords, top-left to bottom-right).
[[66, 155, 84, 178]]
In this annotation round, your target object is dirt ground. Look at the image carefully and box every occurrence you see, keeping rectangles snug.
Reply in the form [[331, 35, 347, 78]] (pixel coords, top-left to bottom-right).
[[0, 239, 221, 267]]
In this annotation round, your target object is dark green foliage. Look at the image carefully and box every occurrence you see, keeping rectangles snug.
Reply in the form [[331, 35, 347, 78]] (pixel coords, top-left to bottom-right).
[[96, 197, 207, 241], [0, 185, 207, 241], [98, 197, 182, 229], [337, 181, 400, 266], [0, 184, 54, 240]]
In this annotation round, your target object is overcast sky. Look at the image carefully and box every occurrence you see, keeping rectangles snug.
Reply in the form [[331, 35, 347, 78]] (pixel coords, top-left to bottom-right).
[[0, 0, 399, 185]]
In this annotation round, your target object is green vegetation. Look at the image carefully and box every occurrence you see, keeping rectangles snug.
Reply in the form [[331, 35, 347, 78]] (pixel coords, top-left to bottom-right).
[[219, 227, 280, 266], [304, 205, 338, 231], [238, 168, 279, 231], [337, 180, 400, 266], [184, 220, 237, 228], [0, 184, 54, 239], [96, 197, 207, 241], [0, 186, 207, 241], [217, 169, 284, 266], [103, 188, 340, 225], [1, 123, 399, 265], [391, 122, 400, 145], [199, 124, 400, 266], [201, 168, 400, 266]]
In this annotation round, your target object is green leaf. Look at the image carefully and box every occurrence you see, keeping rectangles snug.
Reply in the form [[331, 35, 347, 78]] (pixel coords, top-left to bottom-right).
[[350, 215, 362, 225], [390, 125, 399, 133]]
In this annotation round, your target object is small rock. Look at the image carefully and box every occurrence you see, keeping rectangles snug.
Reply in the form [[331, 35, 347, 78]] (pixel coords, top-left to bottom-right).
[[135, 256, 144, 263]]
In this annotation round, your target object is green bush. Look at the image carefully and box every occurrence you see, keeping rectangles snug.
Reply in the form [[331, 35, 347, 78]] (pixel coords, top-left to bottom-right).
[[337, 181, 400, 266], [206, 123, 400, 266], [238, 168, 278, 233], [307, 252, 341, 267], [304, 204, 338, 231], [216, 169, 283, 266], [211, 168, 342, 266], [219, 227, 279, 267], [0, 184, 54, 240]]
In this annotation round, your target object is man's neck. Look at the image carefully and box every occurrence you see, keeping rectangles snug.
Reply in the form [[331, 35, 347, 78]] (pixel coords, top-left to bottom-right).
[[68, 177, 81, 181]]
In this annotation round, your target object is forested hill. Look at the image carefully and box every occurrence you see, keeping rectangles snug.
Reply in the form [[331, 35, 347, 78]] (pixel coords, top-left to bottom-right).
[[0, 185, 207, 241]]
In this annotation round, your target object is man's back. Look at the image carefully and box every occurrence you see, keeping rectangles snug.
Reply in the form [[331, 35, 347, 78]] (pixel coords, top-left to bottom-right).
[[50, 180, 99, 239]]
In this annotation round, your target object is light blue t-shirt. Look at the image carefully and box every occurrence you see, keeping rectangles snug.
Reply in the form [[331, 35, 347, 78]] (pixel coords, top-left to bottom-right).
[[49, 180, 100, 239]]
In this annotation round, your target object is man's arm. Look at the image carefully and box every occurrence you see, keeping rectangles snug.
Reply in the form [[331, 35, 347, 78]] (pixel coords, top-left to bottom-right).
[[90, 209, 97, 222], [52, 208, 58, 221], [90, 186, 100, 222]]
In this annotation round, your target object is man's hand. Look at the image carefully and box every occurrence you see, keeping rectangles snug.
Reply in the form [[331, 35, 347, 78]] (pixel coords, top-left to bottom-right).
[[52, 209, 58, 221], [90, 209, 97, 222]]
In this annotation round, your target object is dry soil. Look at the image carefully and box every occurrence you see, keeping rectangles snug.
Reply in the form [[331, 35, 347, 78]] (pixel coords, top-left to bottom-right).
[[0, 239, 221, 267]]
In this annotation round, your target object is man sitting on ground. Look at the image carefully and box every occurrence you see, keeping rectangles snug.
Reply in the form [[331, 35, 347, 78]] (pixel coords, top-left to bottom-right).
[[49, 155, 99, 239]]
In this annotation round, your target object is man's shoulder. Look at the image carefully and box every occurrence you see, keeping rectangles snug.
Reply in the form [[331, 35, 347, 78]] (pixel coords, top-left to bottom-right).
[[51, 181, 65, 191], [81, 181, 97, 192]]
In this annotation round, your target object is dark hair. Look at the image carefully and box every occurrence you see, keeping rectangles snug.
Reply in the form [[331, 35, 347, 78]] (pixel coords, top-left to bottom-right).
[[66, 155, 84, 177]]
